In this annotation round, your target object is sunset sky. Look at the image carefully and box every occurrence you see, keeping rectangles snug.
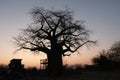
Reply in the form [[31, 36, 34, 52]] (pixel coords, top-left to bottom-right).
[[0, 0, 120, 68]]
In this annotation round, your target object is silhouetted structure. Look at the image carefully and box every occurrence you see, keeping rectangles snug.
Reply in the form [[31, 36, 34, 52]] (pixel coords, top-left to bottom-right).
[[40, 59, 48, 69], [7, 59, 25, 79], [8, 59, 24, 70]]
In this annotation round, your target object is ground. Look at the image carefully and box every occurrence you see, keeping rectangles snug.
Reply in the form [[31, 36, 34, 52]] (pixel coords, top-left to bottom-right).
[[25, 71, 120, 80], [0, 71, 120, 80]]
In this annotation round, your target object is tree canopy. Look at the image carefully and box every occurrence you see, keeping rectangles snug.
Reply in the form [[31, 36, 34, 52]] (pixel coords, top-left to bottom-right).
[[14, 8, 95, 56]]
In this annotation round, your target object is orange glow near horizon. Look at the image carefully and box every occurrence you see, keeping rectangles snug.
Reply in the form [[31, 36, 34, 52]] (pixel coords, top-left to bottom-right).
[[1, 45, 102, 69], [0, 29, 111, 69]]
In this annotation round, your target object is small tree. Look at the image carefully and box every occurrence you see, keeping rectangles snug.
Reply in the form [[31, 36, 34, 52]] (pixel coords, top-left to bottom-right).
[[13, 7, 95, 75], [92, 41, 120, 70], [92, 50, 111, 68], [108, 41, 120, 63]]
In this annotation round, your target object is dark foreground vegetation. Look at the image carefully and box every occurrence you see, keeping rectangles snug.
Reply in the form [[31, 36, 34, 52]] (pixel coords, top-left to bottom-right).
[[0, 64, 120, 80]]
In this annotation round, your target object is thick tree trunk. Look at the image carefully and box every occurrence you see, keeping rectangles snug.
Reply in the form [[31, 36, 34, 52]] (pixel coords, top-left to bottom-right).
[[47, 53, 63, 76]]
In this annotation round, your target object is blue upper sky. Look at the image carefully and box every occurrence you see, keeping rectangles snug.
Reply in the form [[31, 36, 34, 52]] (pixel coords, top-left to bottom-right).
[[0, 0, 120, 68]]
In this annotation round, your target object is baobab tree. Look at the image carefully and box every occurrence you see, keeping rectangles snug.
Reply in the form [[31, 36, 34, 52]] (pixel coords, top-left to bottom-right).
[[13, 7, 95, 75]]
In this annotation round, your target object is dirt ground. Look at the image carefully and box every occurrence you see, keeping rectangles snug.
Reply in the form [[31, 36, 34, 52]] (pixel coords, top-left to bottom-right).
[[0, 71, 120, 80], [27, 71, 120, 80]]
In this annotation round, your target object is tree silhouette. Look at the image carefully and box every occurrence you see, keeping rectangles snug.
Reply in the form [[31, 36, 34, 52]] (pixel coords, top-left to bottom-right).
[[108, 41, 120, 63], [92, 41, 120, 70], [13, 7, 95, 75], [92, 50, 111, 69]]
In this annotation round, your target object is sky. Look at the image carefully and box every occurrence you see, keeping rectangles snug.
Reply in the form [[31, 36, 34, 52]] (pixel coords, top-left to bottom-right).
[[0, 0, 120, 68]]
